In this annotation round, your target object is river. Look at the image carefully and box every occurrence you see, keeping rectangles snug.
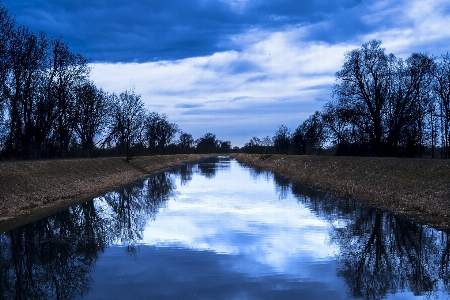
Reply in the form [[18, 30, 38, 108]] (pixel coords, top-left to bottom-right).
[[1, 156, 449, 299]]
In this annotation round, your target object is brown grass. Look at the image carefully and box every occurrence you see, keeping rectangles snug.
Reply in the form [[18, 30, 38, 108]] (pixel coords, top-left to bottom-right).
[[231, 153, 450, 230], [0, 154, 210, 231]]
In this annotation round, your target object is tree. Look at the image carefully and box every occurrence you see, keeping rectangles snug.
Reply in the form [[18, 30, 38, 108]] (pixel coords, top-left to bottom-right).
[[217, 140, 231, 153], [261, 135, 273, 154], [243, 135, 273, 154], [333, 40, 390, 156], [243, 136, 262, 153], [3, 26, 48, 158], [291, 127, 306, 155], [292, 111, 326, 155], [331, 40, 434, 157], [196, 133, 217, 153], [0, 5, 14, 120], [73, 82, 109, 157], [48, 37, 90, 157], [144, 112, 178, 154], [177, 132, 194, 153], [272, 125, 291, 154], [106, 90, 145, 160], [431, 53, 450, 158], [384, 53, 433, 156]]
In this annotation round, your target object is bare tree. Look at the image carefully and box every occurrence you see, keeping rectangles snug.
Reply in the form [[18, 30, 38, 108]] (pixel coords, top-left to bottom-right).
[[3, 26, 48, 158], [384, 53, 433, 156], [333, 40, 390, 156], [177, 132, 194, 153], [292, 111, 326, 155], [272, 125, 291, 154], [106, 90, 145, 160], [48, 37, 90, 157], [243, 136, 262, 153], [0, 7, 13, 152], [331, 40, 434, 157], [0, 5, 14, 111], [196, 133, 218, 153], [217, 140, 231, 153], [144, 112, 179, 154], [73, 82, 109, 156], [431, 53, 450, 158]]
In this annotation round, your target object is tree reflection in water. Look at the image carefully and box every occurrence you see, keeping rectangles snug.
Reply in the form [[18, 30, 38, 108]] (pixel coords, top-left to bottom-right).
[[289, 181, 450, 300], [0, 201, 106, 299], [334, 214, 450, 300], [248, 166, 291, 199], [233, 161, 450, 299], [194, 156, 230, 179], [0, 167, 190, 299], [96, 171, 176, 254]]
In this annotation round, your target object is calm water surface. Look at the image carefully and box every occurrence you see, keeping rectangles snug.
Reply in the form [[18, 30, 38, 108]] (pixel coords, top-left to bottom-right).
[[1, 156, 450, 299]]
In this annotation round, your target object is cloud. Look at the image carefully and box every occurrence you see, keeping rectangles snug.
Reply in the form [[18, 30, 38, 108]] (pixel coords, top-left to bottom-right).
[[131, 160, 338, 269], [89, 246, 347, 299], [89, 29, 346, 144], [175, 103, 203, 109], [84, 0, 450, 145], [357, 0, 450, 57], [3, 0, 365, 62]]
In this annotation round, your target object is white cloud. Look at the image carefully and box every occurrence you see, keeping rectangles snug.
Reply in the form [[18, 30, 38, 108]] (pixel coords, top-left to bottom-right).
[[89, 0, 450, 146], [362, 0, 450, 57], [90, 28, 350, 145]]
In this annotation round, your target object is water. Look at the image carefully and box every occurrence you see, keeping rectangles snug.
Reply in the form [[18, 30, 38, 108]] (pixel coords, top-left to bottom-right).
[[1, 156, 450, 300]]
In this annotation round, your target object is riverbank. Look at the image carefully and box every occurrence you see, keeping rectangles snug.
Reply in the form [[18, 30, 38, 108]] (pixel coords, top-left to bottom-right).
[[3, 154, 450, 232], [0, 154, 211, 232], [231, 153, 450, 230]]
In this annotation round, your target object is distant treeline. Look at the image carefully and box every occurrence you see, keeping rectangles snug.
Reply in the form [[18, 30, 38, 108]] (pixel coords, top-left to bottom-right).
[[243, 40, 450, 158], [0, 6, 230, 160]]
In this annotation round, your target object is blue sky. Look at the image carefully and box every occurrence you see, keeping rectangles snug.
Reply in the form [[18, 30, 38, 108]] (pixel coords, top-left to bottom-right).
[[3, 0, 450, 146]]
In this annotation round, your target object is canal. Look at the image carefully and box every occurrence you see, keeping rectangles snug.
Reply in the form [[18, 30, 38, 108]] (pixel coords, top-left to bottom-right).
[[1, 156, 449, 299]]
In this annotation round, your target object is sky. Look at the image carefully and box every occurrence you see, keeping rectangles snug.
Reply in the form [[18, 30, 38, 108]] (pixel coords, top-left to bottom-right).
[[2, 0, 450, 146]]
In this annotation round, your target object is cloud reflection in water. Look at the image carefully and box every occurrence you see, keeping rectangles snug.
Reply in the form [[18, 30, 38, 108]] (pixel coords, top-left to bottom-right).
[[86, 158, 348, 299], [139, 163, 338, 271]]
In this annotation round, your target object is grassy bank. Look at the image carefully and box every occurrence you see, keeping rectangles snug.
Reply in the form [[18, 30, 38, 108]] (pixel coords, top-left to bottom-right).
[[0, 154, 210, 231], [231, 153, 450, 230]]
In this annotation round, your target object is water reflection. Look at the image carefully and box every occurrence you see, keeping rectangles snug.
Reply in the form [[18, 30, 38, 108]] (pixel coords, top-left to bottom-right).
[[0, 201, 105, 299], [0, 156, 227, 299], [98, 172, 175, 247], [0, 156, 449, 299], [193, 156, 230, 179], [289, 183, 450, 300], [333, 212, 450, 299]]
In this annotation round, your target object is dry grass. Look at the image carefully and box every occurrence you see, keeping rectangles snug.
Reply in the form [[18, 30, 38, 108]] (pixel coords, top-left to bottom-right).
[[0, 154, 210, 231], [231, 153, 450, 230]]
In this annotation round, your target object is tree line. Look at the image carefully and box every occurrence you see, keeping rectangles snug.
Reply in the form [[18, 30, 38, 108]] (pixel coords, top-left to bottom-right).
[[3, 0, 448, 160], [0, 6, 230, 160], [243, 40, 450, 158]]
